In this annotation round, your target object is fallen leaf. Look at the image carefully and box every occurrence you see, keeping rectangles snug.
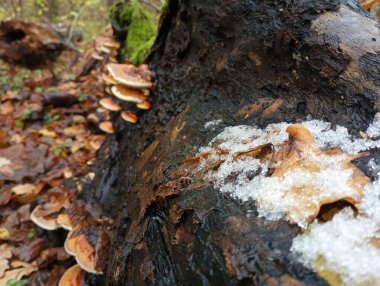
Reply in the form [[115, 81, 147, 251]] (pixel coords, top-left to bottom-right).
[[264, 125, 369, 224], [0, 143, 49, 182], [0, 244, 14, 277], [37, 129, 57, 138], [63, 125, 85, 137], [11, 184, 35, 196], [0, 228, 10, 239], [0, 185, 12, 206], [12, 238, 45, 262], [0, 101, 14, 116], [0, 261, 38, 286]]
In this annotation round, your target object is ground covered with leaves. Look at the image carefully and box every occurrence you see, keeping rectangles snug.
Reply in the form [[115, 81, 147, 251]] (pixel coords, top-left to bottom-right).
[[0, 38, 108, 285]]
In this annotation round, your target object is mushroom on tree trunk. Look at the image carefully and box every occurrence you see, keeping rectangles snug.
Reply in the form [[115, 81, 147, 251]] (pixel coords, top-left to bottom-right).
[[83, 0, 380, 285]]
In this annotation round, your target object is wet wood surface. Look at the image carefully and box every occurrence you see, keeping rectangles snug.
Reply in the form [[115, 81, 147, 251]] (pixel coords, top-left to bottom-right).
[[84, 0, 380, 285]]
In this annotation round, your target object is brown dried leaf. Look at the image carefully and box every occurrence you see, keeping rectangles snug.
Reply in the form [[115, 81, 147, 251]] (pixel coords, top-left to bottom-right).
[[0, 261, 38, 286], [11, 184, 35, 196], [0, 143, 49, 182], [12, 238, 45, 262], [0, 101, 14, 116], [266, 125, 370, 224], [0, 244, 14, 277]]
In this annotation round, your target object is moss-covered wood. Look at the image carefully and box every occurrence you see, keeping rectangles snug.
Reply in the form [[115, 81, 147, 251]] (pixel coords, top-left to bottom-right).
[[109, 0, 160, 64]]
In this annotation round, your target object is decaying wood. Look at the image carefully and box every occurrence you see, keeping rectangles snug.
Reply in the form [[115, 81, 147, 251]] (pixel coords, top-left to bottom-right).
[[0, 19, 66, 68], [84, 0, 380, 285]]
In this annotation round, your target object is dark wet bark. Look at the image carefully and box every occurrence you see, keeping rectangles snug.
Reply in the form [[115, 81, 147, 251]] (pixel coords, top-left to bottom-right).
[[0, 20, 66, 69], [86, 0, 380, 285]]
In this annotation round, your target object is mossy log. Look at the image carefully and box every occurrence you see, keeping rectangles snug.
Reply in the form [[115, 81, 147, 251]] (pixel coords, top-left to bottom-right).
[[86, 0, 380, 285]]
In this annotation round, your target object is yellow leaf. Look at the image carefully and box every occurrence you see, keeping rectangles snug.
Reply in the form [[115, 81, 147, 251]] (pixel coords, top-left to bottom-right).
[[0, 228, 9, 239], [64, 125, 84, 136], [38, 129, 57, 137], [314, 256, 343, 286]]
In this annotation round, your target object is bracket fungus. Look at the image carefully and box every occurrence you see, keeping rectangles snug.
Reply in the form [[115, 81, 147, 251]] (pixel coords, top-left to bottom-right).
[[111, 85, 147, 103], [97, 59, 154, 132], [58, 264, 84, 286], [99, 121, 114, 134], [121, 111, 138, 123], [99, 98, 121, 112], [106, 63, 152, 89], [64, 223, 108, 274], [30, 186, 110, 279], [93, 33, 154, 133]]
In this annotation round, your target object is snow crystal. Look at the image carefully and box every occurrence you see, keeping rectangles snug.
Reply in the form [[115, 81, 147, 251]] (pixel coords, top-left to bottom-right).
[[291, 181, 380, 286], [199, 119, 377, 226], [197, 116, 380, 285], [204, 119, 223, 129], [203, 119, 380, 155], [212, 149, 360, 227], [366, 113, 380, 139]]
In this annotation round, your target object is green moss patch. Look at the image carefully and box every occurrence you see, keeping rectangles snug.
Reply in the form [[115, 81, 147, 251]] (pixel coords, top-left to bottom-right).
[[109, 1, 158, 64]]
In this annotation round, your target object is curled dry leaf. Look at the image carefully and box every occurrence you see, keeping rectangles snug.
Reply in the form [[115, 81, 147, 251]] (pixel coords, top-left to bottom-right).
[[0, 261, 38, 286], [0, 244, 14, 277]]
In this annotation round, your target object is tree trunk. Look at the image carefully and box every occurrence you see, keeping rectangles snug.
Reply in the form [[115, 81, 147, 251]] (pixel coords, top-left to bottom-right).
[[86, 0, 380, 285]]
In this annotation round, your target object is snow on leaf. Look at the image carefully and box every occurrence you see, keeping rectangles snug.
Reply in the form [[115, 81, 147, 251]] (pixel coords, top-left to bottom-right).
[[190, 122, 370, 227], [262, 125, 369, 225]]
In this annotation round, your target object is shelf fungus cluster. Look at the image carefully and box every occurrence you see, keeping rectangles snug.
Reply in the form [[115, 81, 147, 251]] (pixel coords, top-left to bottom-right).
[[98, 63, 153, 134], [92, 36, 120, 63], [30, 186, 110, 285]]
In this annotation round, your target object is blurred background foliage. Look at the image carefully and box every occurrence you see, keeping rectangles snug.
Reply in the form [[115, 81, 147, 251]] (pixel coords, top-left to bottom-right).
[[0, 0, 117, 44], [0, 0, 164, 63]]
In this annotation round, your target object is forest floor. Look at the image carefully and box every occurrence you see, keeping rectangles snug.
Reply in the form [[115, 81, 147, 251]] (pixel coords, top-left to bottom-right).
[[0, 33, 107, 286]]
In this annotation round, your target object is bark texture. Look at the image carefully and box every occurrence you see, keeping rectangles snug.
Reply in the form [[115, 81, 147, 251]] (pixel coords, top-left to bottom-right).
[[86, 0, 380, 285]]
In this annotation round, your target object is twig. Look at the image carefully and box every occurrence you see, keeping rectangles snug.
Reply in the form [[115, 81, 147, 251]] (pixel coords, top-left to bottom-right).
[[140, 0, 161, 12], [66, 4, 87, 46]]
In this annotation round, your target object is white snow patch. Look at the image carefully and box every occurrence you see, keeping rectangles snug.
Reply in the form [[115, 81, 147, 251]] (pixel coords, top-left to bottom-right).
[[198, 119, 379, 226], [204, 119, 223, 129], [197, 117, 380, 285], [291, 181, 380, 286], [204, 140, 362, 227]]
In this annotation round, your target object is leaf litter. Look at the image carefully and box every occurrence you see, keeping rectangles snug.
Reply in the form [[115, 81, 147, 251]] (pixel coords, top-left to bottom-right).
[[0, 28, 116, 285]]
